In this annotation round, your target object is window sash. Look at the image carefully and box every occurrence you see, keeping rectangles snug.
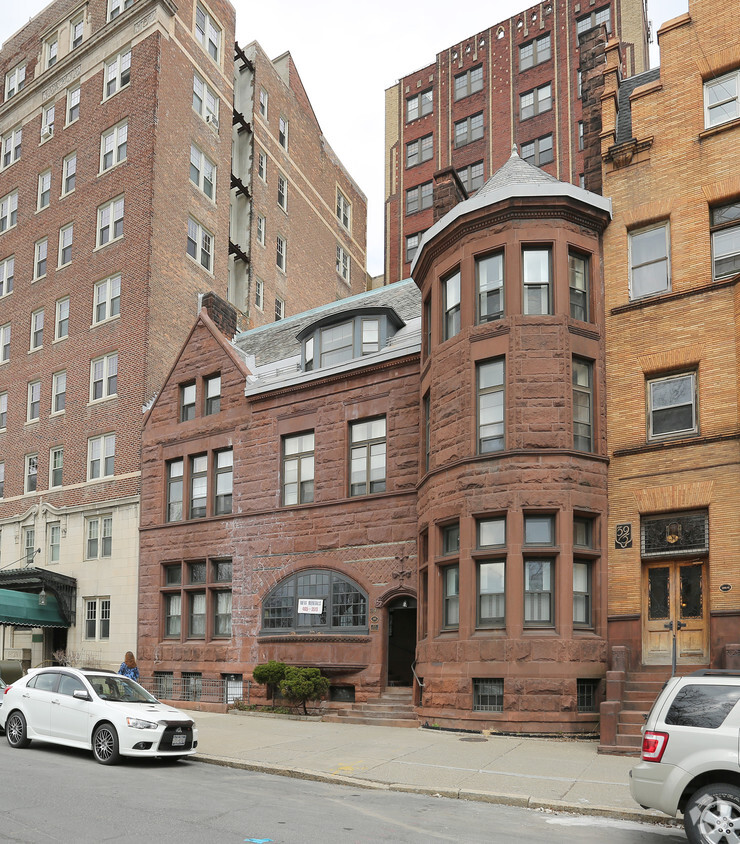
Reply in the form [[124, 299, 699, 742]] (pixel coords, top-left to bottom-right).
[[629, 224, 670, 299], [478, 359, 505, 453], [649, 373, 697, 438], [524, 560, 553, 625], [478, 561, 505, 626]]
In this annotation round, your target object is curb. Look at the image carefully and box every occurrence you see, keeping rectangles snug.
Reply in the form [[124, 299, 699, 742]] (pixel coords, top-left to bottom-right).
[[192, 753, 681, 828]]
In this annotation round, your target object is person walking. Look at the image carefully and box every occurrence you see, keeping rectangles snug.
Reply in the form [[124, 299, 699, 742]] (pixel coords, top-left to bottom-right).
[[118, 651, 140, 681]]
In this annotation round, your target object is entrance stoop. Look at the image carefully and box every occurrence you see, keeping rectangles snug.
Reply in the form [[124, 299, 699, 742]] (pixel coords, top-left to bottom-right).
[[323, 686, 418, 728]]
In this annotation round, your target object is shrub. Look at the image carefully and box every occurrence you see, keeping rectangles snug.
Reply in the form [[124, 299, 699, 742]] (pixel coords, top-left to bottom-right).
[[252, 661, 287, 699], [279, 666, 330, 715]]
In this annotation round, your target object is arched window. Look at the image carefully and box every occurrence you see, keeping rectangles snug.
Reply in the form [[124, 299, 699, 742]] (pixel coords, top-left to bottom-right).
[[262, 569, 368, 633]]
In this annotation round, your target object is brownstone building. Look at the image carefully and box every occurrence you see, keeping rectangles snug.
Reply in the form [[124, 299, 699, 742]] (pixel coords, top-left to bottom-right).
[[384, 0, 648, 284], [598, 0, 740, 750], [139, 150, 613, 732]]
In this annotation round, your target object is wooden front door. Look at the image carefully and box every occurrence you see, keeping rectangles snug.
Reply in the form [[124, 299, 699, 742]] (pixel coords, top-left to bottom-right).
[[642, 561, 709, 665]]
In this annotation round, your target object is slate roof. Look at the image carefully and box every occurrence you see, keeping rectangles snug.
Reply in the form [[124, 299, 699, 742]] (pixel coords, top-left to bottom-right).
[[615, 67, 661, 145]]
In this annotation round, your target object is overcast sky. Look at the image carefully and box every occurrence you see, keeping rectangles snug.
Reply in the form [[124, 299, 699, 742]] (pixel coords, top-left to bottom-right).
[[2, 0, 688, 276]]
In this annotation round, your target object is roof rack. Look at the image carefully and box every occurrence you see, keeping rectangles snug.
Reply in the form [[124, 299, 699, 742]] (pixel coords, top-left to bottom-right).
[[689, 669, 740, 677]]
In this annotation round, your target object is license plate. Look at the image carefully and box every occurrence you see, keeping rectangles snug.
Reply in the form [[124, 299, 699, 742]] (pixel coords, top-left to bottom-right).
[[172, 733, 186, 747]]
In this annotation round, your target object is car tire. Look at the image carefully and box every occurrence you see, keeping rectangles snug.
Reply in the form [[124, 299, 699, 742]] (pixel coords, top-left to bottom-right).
[[92, 722, 120, 765], [6, 711, 31, 749], [684, 783, 740, 844]]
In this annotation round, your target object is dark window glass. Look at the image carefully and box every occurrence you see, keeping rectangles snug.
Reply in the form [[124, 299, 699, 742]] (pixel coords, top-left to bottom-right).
[[665, 685, 740, 729], [473, 678, 503, 712]]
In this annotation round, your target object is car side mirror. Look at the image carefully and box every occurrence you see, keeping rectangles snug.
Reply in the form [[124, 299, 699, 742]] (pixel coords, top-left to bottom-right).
[[73, 689, 91, 701]]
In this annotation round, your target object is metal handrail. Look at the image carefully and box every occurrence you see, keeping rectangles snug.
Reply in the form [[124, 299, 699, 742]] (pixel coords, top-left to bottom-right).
[[410, 661, 424, 688]]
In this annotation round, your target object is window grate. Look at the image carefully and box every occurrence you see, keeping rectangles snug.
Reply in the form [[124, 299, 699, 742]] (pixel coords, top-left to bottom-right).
[[473, 678, 504, 712], [641, 511, 709, 558]]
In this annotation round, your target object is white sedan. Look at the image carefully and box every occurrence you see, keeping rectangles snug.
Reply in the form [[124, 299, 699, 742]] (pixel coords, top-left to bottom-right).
[[1, 667, 198, 765]]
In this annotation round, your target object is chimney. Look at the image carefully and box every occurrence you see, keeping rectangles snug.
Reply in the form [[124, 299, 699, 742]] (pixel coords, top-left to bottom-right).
[[578, 25, 608, 195], [432, 167, 468, 223], [201, 291, 246, 337]]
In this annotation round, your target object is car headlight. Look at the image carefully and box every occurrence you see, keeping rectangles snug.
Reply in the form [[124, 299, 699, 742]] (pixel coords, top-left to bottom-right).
[[126, 717, 158, 730]]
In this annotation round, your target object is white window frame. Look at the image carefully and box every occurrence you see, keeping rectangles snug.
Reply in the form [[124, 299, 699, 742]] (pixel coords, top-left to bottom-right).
[[704, 69, 740, 129], [84, 597, 111, 640], [5, 64, 26, 99], [27, 380, 41, 422], [25, 454, 38, 494], [58, 225, 73, 267], [648, 371, 698, 441], [186, 217, 213, 271], [90, 352, 118, 402], [190, 144, 216, 199], [41, 102, 55, 140], [52, 371, 66, 414], [55, 297, 70, 340], [0, 392, 6, 430], [34, 239, 48, 280], [629, 222, 671, 300], [86, 517, 113, 560], [279, 116, 289, 149], [259, 88, 268, 119], [336, 244, 350, 283], [277, 172, 287, 210], [67, 85, 80, 124], [257, 150, 266, 181], [255, 278, 264, 310], [30, 309, 44, 350], [38, 170, 51, 210], [0, 190, 18, 233], [2, 126, 22, 169], [62, 152, 76, 195], [104, 48, 131, 99], [711, 202, 740, 280], [275, 297, 285, 321], [257, 214, 265, 246], [195, 2, 222, 63], [70, 14, 84, 49], [88, 433, 115, 480], [0, 323, 9, 363], [108, 0, 133, 20], [276, 234, 286, 272], [336, 188, 351, 231], [0, 256, 13, 298], [48, 522, 61, 562], [50, 445, 64, 487], [94, 274, 121, 324], [100, 121, 127, 172], [192, 73, 219, 124], [97, 196, 125, 247]]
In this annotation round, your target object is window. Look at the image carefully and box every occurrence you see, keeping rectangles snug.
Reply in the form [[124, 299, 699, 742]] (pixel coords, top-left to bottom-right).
[[41, 104, 55, 140], [442, 523, 460, 555], [205, 374, 221, 415], [71, 15, 84, 49], [5, 64, 26, 99], [473, 678, 504, 712], [478, 517, 506, 548], [50, 446, 64, 487], [190, 144, 215, 199], [283, 432, 314, 505], [276, 234, 286, 271], [406, 89, 433, 122], [214, 590, 232, 637], [257, 214, 265, 245], [442, 565, 460, 628], [573, 562, 592, 626], [255, 278, 264, 310], [62, 152, 76, 195], [336, 189, 351, 229], [406, 233, 421, 263], [90, 352, 118, 401], [710, 201, 740, 280], [52, 371, 66, 413], [275, 297, 285, 320], [279, 117, 288, 149], [262, 569, 367, 632], [49, 522, 61, 562], [704, 69, 740, 129], [27, 381, 41, 422], [336, 245, 350, 282], [277, 173, 287, 209], [521, 134, 553, 166], [576, 7, 611, 35], [648, 371, 697, 439], [454, 65, 483, 100], [406, 181, 433, 215], [38, 171, 51, 210], [25, 454, 38, 493], [454, 112, 484, 147], [101, 122, 127, 171], [214, 449, 233, 515], [23, 526, 36, 562], [350, 417, 386, 496], [257, 150, 266, 180], [629, 223, 670, 299], [192, 73, 219, 123], [0, 190, 18, 232], [165, 594, 181, 638], [97, 197, 125, 246], [0, 324, 9, 362], [0, 461, 4, 495], [424, 297, 431, 356], [31, 309, 44, 350], [88, 433, 115, 479], [476, 251, 503, 323], [195, 3, 221, 62], [524, 559, 553, 625], [105, 49, 131, 98], [186, 217, 213, 271], [406, 134, 433, 167], [578, 121, 584, 151], [0, 256, 13, 297], [573, 358, 594, 451], [574, 516, 594, 548], [478, 359, 505, 453], [2, 126, 21, 168], [423, 392, 430, 473], [520, 83, 552, 120], [190, 455, 208, 518], [457, 161, 484, 193], [0, 392, 5, 428], [442, 269, 461, 339], [320, 321, 353, 366], [55, 298, 69, 340], [522, 247, 552, 314], [177, 382, 195, 422], [665, 684, 740, 729], [361, 319, 380, 354], [108, 0, 133, 19], [85, 599, 111, 640], [577, 679, 599, 713], [259, 87, 268, 118], [58, 225, 73, 267], [569, 252, 589, 320], [34, 239, 48, 279], [519, 33, 551, 71], [166, 459, 183, 521], [525, 515, 555, 545], [94, 275, 121, 323], [67, 86, 80, 123]]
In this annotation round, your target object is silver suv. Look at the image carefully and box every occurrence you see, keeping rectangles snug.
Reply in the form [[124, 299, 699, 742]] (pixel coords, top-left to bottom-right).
[[630, 669, 740, 844]]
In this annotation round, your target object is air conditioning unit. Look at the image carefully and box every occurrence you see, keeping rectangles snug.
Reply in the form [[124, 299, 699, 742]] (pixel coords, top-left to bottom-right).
[[41, 126, 53, 140], [206, 115, 219, 129]]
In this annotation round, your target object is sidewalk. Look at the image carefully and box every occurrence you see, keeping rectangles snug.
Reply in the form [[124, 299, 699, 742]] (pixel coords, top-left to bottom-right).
[[192, 711, 679, 827]]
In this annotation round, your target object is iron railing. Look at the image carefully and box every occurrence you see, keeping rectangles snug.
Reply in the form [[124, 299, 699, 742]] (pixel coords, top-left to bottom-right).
[[139, 676, 249, 705]]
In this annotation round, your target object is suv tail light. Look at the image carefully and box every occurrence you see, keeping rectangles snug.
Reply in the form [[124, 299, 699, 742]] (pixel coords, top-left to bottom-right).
[[3, 685, 11, 694], [642, 730, 669, 761]]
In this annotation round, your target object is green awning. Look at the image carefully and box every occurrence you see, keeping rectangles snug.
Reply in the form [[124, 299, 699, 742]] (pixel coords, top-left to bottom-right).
[[0, 589, 69, 628]]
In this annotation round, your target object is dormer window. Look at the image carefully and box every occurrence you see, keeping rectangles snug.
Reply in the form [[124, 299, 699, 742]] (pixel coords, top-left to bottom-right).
[[298, 309, 404, 372]]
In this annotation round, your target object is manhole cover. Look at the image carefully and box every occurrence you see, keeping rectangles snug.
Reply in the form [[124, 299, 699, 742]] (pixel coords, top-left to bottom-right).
[[460, 736, 487, 742]]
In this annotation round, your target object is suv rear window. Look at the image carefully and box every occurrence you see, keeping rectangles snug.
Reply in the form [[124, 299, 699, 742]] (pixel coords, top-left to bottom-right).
[[665, 684, 740, 729]]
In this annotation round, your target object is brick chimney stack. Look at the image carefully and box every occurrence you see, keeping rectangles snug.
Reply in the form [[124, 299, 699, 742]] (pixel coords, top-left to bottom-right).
[[432, 167, 468, 223]]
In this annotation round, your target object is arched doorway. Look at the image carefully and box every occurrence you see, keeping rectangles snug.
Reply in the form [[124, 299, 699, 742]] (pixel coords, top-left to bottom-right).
[[387, 596, 417, 686]]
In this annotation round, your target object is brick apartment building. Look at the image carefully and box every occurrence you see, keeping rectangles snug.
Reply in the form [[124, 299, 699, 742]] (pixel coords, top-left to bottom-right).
[[384, 0, 648, 284], [0, 0, 366, 670], [596, 0, 740, 751], [138, 148, 612, 732]]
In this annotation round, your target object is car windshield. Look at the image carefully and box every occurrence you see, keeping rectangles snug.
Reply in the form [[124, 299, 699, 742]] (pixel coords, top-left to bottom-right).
[[87, 675, 159, 704]]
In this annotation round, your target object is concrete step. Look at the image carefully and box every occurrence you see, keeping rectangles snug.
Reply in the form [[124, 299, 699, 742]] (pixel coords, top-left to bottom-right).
[[616, 722, 643, 736], [616, 733, 642, 748], [353, 703, 416, 713], [618, 710, 649, 725], [323, 714, 419, 728]]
